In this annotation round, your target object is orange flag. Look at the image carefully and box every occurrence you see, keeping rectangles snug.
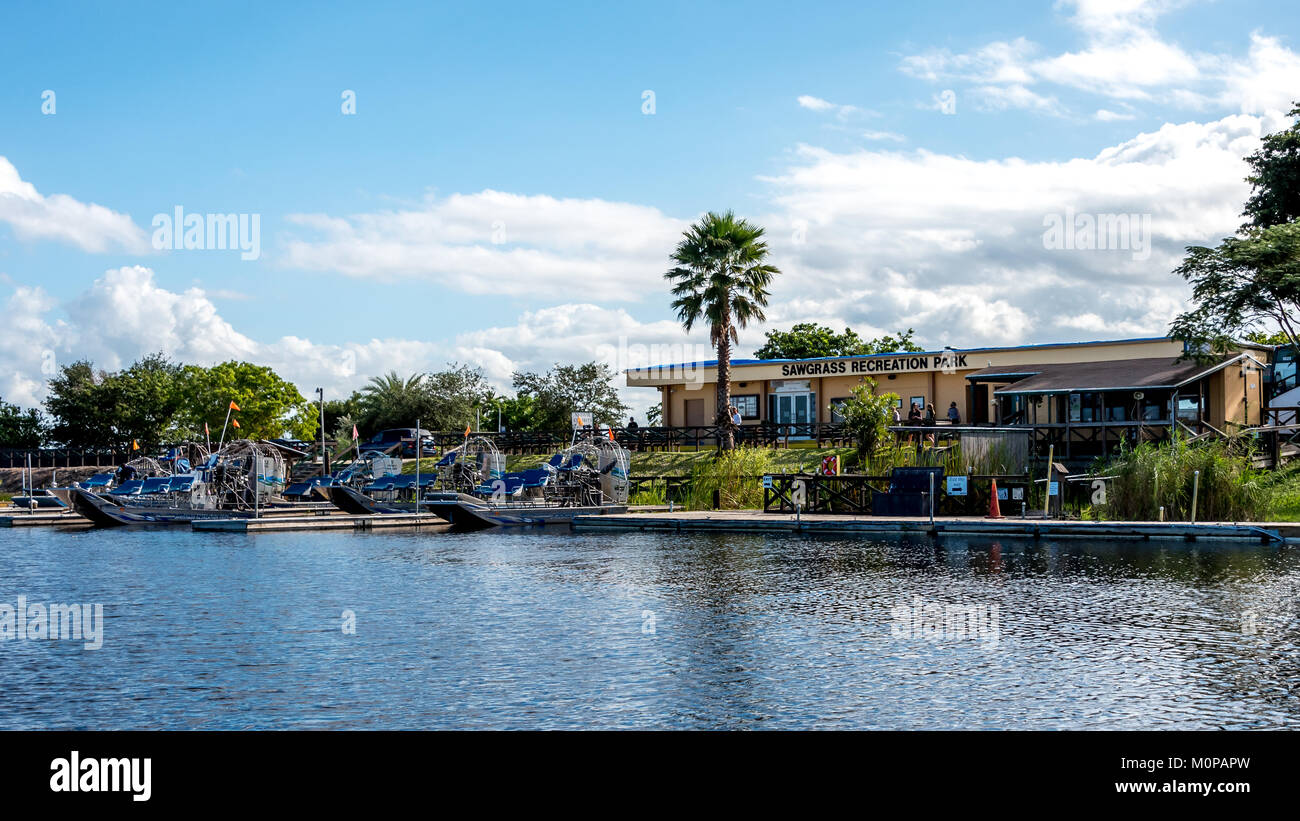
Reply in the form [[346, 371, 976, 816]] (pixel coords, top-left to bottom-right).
[[132, 439, 140, 451], [607, 427, 614, 441], [232, 419, 241, 429], [463, 424, 471, 437], [229, 401, 241, 411]]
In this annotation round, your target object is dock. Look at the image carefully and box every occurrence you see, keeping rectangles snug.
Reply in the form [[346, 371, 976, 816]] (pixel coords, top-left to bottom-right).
[[571, 509, 1292, 542], [0, 510, 89, 528], [190, 513, 448, 532]]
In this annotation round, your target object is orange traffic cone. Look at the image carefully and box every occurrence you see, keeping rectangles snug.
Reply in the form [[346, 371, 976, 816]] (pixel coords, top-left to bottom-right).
[[986, 479, 1003, 519]]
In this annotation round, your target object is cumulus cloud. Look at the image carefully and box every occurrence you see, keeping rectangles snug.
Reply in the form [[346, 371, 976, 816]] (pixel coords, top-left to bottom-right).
[[0, 156, 148, 253], [0, 267, 681, 416], [754, 112, 1275, 349], [280, 190, 686, 302], [899, 0, 1300, 115]]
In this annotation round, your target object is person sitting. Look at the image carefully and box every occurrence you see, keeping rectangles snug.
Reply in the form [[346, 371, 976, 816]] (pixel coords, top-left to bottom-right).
[[626, 416, 639, 432]]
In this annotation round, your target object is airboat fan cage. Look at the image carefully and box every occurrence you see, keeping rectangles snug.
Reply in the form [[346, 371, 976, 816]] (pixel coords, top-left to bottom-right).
[[123, 456, 171, 478], [212, 440, 287, 503], [565, 435, 631, 504]]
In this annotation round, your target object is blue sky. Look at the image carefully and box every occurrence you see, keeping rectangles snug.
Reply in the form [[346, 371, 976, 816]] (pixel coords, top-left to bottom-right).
[[1, 0, 1298, 413]]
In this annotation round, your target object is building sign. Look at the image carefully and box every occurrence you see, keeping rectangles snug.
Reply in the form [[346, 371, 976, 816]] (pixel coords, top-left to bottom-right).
[[779, 353, 968, 377]]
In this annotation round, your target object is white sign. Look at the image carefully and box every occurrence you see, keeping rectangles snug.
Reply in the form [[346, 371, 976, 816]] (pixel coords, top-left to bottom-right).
[[946, 476, 968, 496], [571, 411, 594, 429]]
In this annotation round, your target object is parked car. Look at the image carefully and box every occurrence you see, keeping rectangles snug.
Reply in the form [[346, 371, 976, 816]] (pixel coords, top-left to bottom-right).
[[360, 428, 436, 458]]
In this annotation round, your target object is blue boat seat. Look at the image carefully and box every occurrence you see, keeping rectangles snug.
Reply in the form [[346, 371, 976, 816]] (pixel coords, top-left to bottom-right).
[[435, 451, 458, 467], [139, 477, 172, 494], [521, 469, 549, 489], [82, 473, 114, 488], [559, 454, 584, 471], [364, 475, 398, 493], [168, 476, 196, 492], [111, 480, 144, 496]]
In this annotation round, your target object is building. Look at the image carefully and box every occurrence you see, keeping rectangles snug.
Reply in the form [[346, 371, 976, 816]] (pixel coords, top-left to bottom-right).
[[626, 336, 1273, 459]]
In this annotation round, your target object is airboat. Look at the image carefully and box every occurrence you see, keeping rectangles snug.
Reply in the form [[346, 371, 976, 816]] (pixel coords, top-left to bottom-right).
[[69, 442, 289, 526], [420, 434, 631, 530]]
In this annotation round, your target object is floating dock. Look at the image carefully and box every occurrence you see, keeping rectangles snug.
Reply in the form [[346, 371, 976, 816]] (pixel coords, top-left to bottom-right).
[[0, 510, 89, 528], [570, 510, 1291, 542], [190, 513, 448, 533]]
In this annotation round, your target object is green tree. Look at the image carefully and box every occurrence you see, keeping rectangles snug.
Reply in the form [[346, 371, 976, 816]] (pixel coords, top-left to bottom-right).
[[108, 353, 185, 451], [838, 378, 900, 460], [323, 392, 364, 439], [43, 360, 119, 449], [512, 361, 629, 430], [665, 211, 780, 449], [753, 323, 923, 359], [178, 361, 318, 442], [423, 364, 491, 431], [1169, 220, 1300, 360], [1243, 103, 1300, 231], [645, 401, 662, 427], [358, 372, 426, 433], [0, 398, 45, 448]]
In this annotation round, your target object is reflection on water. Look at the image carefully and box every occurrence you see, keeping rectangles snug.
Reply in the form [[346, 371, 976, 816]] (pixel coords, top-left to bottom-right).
[[0, 526, 1297, 729]]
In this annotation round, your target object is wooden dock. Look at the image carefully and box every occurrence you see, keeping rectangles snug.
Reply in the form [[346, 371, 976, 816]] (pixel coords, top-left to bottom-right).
[[571, 509, 1292, 542]]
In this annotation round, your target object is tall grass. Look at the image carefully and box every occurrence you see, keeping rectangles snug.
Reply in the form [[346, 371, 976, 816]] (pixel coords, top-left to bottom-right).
[[682, 447, 773, 510], [1098, 436, 1269, 521]]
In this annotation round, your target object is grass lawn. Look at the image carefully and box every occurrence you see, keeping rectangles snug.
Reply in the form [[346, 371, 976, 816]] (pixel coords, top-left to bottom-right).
[[403, 445, 859, 477]]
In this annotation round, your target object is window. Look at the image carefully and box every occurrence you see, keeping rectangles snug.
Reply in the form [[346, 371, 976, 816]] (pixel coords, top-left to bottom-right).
[[1068, 393, 1102, 423], [909, 396, 925, 411], [829, 397, 850, 423], [732, 394, 759, 420]]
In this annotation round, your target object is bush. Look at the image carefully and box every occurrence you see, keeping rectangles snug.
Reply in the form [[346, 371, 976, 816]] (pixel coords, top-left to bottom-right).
[[838, 379, 900, 459]]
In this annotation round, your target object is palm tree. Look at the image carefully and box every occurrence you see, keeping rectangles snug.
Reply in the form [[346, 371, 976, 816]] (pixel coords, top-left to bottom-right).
[[359, 371, 426, 431], [665, 211, 780, 449]]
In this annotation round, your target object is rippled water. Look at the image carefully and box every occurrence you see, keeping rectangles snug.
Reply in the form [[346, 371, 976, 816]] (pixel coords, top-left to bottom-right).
[[1, 525, 1297, 729]]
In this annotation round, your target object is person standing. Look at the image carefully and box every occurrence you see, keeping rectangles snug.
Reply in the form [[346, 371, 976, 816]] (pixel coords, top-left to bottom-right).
[[947, 401, 961, 425]]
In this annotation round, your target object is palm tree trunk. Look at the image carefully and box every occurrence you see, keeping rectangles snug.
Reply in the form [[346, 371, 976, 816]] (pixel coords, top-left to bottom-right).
[[716, 315, 735, 451]]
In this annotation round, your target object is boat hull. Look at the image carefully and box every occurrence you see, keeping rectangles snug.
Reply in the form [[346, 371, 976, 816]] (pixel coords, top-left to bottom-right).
[[422, 492, 627, 530], [69, 488, 259, 527], [325, 485, 419, 515]]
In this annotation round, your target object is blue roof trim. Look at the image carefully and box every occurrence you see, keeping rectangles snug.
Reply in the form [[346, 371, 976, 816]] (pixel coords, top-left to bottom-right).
[[624, 336, 1174, 374]]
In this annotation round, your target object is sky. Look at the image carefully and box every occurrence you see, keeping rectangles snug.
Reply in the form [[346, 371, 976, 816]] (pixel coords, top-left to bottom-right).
[[1, 0, 1297, 418]]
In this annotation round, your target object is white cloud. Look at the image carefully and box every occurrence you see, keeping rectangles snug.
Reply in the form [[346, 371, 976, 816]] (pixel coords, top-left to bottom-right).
[[280, 190, 686, 302], [0, 267, 682, 418], [1096, 108, 1138, 121], [898, 0, 1300, 116], [756, 112, 1272, 350], [0, 156, 148, 253], [797, 95, 873, 120], [862, 130, 906, 142]]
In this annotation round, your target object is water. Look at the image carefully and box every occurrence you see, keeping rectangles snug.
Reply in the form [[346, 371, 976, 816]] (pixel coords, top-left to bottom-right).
[[1, 526, 1297, 729]]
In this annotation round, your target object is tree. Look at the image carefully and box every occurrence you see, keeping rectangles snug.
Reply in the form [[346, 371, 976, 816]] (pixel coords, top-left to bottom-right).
[[0, 398, 45, 448], [177, 361, 318, 442], [357, 365, 489, 433], [358, 372, 427, 433], [109, 354, 185, 451], [423, 364, 491, 431], [645, 401, 662, 427], [665, 211, 780, 449], [512, 362, 629, 430], [1169, 221, 1300, 360], [323, 393, 364, 439], [838, 379, 900, 460], [1242, 103, 1300, 232], [43, 360, 119, 449], [753, 323, 923, 359]]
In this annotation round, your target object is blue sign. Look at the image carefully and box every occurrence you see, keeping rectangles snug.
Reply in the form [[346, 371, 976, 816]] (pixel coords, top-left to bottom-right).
[[945, 476, 968, 496]]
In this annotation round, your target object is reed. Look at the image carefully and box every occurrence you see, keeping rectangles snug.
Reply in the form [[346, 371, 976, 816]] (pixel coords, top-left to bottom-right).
[[682, 447, 774, 510], [1097, 435, 1269, 521]]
